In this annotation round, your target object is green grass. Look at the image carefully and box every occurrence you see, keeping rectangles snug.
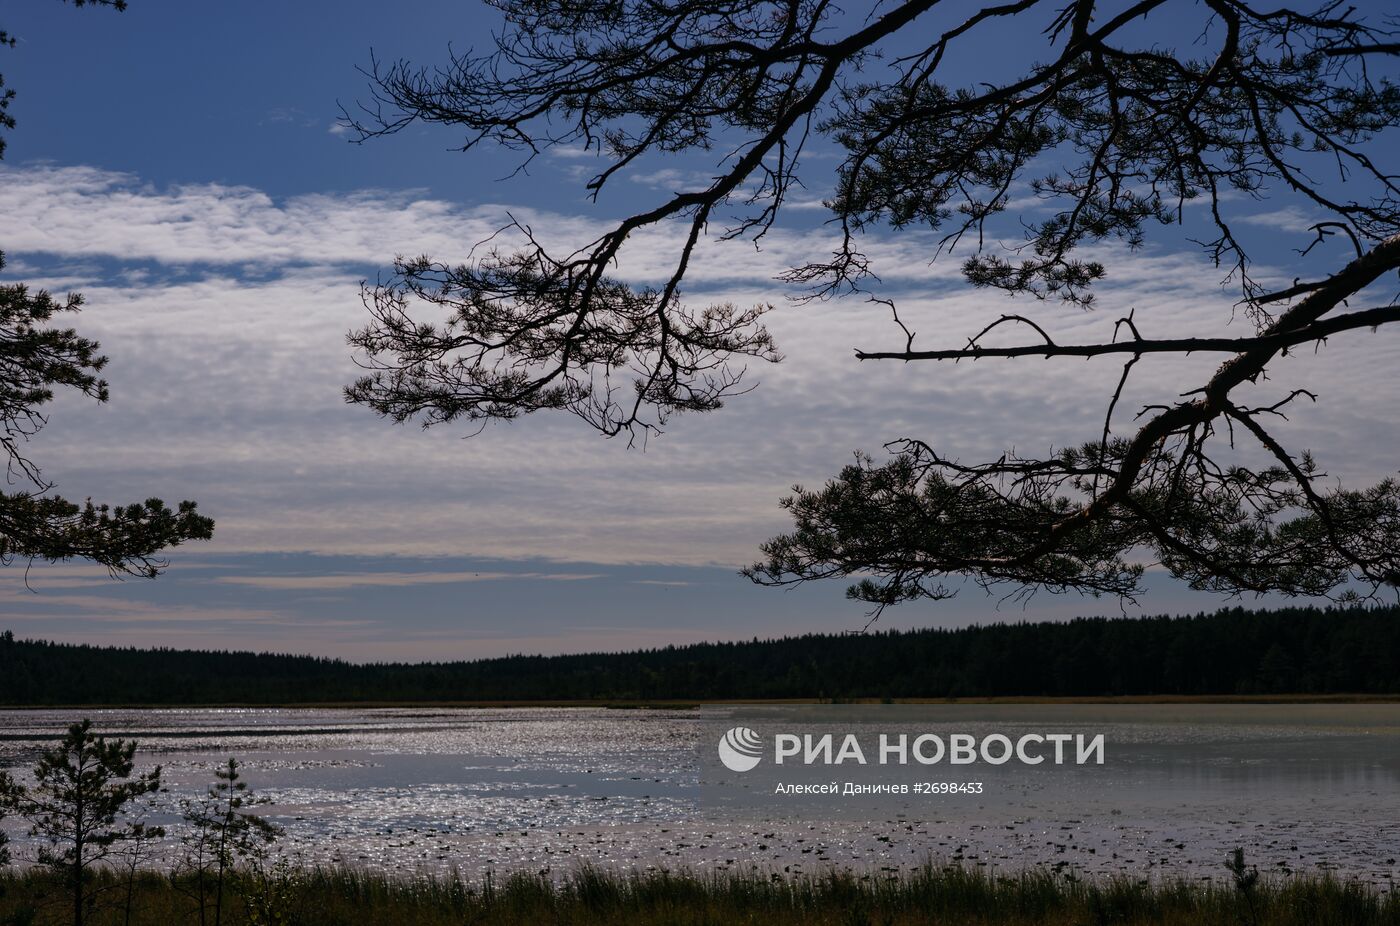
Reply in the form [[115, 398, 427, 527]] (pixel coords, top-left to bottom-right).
[[0, 862, 1397, 926]]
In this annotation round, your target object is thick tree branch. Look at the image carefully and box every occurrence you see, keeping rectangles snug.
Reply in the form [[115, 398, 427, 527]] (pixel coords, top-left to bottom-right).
[[855, 304, 1400, 361]]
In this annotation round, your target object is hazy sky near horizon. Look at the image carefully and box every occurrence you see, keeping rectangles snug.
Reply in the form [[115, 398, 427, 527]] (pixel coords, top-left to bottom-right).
[[1, 0, 1397, 660]]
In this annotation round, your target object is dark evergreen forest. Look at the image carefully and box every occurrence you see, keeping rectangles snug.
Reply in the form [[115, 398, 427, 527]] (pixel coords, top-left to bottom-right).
[[2, 605, 1398, 705]]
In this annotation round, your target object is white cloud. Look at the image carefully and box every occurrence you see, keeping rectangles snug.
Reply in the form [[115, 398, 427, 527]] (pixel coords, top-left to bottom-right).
[[2, 162, 1395, 576], [629, 167, 717, 189], [0, 597, 292, 625], [214, 571, 603, 590], [0, 163, 963, 287], [1239, 206, 1325, 233]]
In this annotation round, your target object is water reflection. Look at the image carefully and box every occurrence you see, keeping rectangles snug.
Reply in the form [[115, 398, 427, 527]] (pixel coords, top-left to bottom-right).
[[0, 706, 1395, 886]]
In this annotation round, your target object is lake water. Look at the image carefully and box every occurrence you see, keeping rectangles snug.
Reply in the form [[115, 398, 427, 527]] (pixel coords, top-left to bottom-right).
[[0, 705, 1396, 887]]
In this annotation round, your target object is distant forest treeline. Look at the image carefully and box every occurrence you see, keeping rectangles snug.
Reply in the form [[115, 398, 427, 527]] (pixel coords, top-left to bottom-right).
[[2, 605, 1400, 705]]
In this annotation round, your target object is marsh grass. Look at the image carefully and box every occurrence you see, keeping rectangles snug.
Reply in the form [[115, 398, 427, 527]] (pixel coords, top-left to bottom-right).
[[0, 862, 1396, 926]]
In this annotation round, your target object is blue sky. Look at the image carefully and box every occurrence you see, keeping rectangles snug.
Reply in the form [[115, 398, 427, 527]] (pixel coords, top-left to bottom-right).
[[4, 1, 512, 197], [1, 0, 1396, 660]]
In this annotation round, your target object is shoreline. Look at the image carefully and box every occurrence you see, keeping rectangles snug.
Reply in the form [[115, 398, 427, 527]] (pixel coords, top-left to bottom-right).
[[3, 692, 1400, 710]]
